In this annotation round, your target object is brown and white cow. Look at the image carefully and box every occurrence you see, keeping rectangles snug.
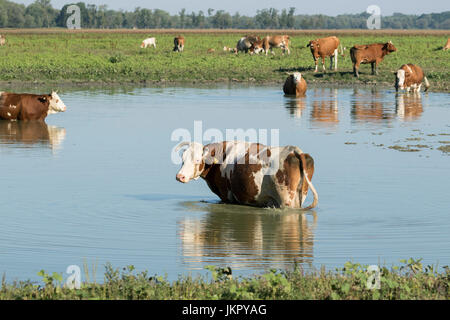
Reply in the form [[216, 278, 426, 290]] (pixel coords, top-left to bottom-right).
[[140, 37, 156, 48], [443, 38, 450, 51], [307, 36, 343, 72], [394, 64, 430, 93], [283, 72, 307, 97], [252, 35, 290, 55], [350, 41, 397, 77], [175, 141, 318, 209], [0, 91, 67, 121], [173, 36, 185, 52], [236, 36, 260, 54], [0, 35, 5, 46]]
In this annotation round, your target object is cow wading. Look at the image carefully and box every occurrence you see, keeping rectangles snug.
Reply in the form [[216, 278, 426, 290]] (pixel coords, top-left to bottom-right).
[[175, 141, 318, 209]]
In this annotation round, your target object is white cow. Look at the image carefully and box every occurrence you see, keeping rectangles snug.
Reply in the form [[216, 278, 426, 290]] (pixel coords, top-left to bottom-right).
[[140, 37, 156, 49]]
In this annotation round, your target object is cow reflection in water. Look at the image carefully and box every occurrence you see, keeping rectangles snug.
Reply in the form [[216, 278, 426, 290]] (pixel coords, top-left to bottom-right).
[[351, 88, 394, 122], [0, 121, 66, 150], [395, 93, 423, 121], [284, 97, 306, 119], [310, 88, 339, 126], [178, 201, 317, 269]]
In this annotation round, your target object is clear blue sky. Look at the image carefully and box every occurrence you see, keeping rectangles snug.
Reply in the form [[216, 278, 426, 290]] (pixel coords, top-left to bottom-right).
[[15, 0, 450, 16]]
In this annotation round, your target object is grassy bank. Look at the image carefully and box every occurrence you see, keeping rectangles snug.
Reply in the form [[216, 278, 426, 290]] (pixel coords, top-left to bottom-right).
[[1, 259, 448, 300], [0, 29, 449, 91]]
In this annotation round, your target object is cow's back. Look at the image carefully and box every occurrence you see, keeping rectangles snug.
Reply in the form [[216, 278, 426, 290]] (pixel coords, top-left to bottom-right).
[[317, 36, 339, 56], [350, 43, 384, 63], [0, 93, 49, 121]]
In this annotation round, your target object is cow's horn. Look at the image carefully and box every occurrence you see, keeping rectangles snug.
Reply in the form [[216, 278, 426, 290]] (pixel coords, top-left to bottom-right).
[[175, 141, 191, 152]]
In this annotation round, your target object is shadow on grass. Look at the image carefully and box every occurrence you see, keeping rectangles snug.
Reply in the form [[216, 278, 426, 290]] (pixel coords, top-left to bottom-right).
[[276, 66, 314, 73]]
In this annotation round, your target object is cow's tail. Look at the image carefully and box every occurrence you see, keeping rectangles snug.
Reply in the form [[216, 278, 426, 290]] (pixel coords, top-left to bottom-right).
[[339, 44, 345, 56], [294, 151, 319, 210], [423, 76, 430, 92]]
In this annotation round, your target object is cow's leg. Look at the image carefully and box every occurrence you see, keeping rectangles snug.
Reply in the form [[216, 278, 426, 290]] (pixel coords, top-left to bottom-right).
[[281, 154, 302, 208], [371, 62, 375, 75], [314, 58, 318, 72], [322, 57, 326, 72], [334, 49, 338, 70], [329, 56, 334, 70], [354, 62, 360, 77]]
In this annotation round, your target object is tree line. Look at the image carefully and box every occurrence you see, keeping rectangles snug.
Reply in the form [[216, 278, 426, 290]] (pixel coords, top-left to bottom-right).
[[0, 0, 449, 29]]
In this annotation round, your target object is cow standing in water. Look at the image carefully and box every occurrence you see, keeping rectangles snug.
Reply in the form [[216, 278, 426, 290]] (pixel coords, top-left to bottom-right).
[[394, 64, 430, 93], [173, 36, 185, 52], [283, 72, 307, 97], [175, 141, 318, 209], [350, 41, 397, 77], [307, 36, 343, 72], [0, 91, 67, 121]]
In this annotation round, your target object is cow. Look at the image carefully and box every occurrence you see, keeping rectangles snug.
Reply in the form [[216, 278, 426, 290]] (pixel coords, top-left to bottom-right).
[[140, 37, 156, 49], [350, 41, 397, 77], [252, 35, 290, 55], [307, 36, 343, 72], [283, 72, 307, 97], [0, 121, 66, 150], [443, 38, 450, 51], [175, 141, 318, 209], [207, 48, 215, 53], [173, 36, 185, 52], [394, 64, 430, 93], [0, 91, 67, 121], [0, 35, 5, 46], [236, 36, 260, 54]]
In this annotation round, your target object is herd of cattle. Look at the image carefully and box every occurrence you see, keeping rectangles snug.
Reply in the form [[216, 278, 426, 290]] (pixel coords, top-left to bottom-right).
[[137, 34, 449, 96], [0, 33, 448, 210]]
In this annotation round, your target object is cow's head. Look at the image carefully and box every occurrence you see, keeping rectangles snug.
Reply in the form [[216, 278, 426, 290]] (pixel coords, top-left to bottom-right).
[[394, 65, 411, 91], [48, 91, 67, 114], [175, 142, 224, 183], [291, 72, 302, 84], [384, 41, 397, 53], [175, 142, 208, 183], [306, 40, 318, 50], [250, 40, 264, 54]]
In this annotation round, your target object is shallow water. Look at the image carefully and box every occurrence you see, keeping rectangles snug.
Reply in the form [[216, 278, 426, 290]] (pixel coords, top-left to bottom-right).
[[0, 85, 449, 283]]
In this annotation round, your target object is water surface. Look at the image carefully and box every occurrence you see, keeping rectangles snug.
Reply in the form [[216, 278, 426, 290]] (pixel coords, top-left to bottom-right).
[[0, 85, 449, 282]]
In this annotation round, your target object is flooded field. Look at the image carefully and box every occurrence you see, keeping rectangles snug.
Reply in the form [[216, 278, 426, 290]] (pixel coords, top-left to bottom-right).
[[0, 84, 449, 283]]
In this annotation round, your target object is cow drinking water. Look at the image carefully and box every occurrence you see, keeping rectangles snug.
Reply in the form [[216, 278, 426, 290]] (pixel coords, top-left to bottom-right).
[[394, 64, 430, 93]]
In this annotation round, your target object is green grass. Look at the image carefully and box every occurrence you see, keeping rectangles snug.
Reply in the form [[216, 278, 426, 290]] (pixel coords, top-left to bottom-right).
[[1, 259, 448, 300], [0, 31, 449, 91]]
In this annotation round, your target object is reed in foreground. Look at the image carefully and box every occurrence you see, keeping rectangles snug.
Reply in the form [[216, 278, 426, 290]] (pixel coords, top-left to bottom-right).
[[0, 258, 448, 300]]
